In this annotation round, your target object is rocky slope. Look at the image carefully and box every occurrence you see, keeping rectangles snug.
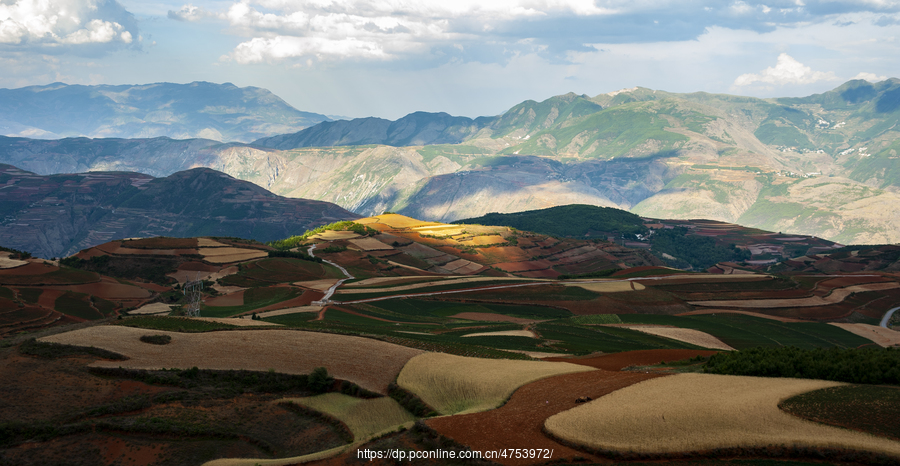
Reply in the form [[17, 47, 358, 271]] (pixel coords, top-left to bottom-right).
[[0, 82, 330, 142], [0, 164, 357, 258]]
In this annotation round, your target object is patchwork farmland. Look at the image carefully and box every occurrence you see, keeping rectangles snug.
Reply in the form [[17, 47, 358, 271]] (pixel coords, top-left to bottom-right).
[[2, 213, 900, 465]]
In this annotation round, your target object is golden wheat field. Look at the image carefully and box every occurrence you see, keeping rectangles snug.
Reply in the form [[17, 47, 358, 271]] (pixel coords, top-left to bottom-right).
[[544, 373, 900, 457], [284, 393, 415, 440], [396, 353, 594, 415], [41, 325, 422, 393], [197, 238, 229, 247], [621, 326, 734, 350], [310, 230, 360, 240]]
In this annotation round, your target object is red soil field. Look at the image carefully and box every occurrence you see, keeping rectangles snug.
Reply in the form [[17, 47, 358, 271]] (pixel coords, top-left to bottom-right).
[[817, 276, 894, 289], [494, 260, 555, 272], [477, 246, 533, 263], [426, 368, 666, 465], [517, 269, 561, 279], [37, 289, 64, 309], [205, 290, 245, 307], [0, 262, 55, 276], [545, 349, 720, 371]]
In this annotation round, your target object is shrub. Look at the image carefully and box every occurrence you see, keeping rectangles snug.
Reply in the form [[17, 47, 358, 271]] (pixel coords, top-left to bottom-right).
[[308, 366, 334, 393], [139, 334, 172, 345]]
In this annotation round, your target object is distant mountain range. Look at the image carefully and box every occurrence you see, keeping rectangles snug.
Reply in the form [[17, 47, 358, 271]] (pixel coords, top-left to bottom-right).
[[0, 164, 357, 258], [1, 79, 899, 245], [0, 82, 331, 142]]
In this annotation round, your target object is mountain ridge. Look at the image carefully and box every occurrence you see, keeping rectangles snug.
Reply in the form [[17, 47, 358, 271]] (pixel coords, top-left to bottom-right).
[[1, 79, 899, 245], [0, 81, 331, 143], [0, 164, 358, 258]]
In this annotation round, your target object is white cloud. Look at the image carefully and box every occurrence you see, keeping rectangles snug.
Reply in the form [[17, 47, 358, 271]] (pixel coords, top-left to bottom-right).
[[211, 0, 616, 64], [852, 71, 889, 81], [168, 4, 217, 22], [0, 0, 136, 46], [733, 53, 838, 86], [230, 35, 387, 64]]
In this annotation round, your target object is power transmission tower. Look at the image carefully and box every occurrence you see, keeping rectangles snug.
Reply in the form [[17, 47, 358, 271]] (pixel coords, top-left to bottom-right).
[[183, 273, 203, 317]]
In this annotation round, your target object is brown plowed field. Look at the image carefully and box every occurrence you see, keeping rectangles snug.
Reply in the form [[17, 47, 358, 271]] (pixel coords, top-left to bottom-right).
[[426, 369, 665, 465], [817, 276, 894, 289], [205, 290, 245, 307], [47, 278, 152, 300], [545, 349, 720, 371], [518, 269, 561, 279]]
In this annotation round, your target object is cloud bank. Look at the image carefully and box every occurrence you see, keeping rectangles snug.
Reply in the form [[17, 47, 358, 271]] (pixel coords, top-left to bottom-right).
[[734, 53, 838, 87], [0, 0, 139, 50]]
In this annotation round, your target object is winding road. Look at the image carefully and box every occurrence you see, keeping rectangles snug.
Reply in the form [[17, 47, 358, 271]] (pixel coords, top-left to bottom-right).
[[880, 305, 900, 328], [307, 244, 354, 303]]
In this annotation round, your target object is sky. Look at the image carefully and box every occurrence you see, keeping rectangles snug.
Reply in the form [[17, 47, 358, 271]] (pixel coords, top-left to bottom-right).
[[1, 0, 899, 120]]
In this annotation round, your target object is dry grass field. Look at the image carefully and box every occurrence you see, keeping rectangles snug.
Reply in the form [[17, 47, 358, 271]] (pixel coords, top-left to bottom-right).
[[40, 326, 422, 393], [830, 323, 900, 347], [256, 306, 321, 318], [544, 373, 900, 457], [566, 281, 644, 292], [0, 252, 28, 268], [285, 393, 415, 440], [187, 317, 280, 327], [199, 247, 268, 264], [620, 326, 734, 350], [396, 353, 594, 415], [129, 302, 172, 315]]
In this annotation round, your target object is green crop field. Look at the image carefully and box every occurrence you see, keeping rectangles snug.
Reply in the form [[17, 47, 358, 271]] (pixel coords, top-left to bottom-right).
[[54, 291, 102, 320], [219, 257, 343, 287], [617, 314, 872, 349], [201, 286, 305, 317], [534, 321, 702, 353], [361, 299, 571, 320], [781, 385, 900, 441]]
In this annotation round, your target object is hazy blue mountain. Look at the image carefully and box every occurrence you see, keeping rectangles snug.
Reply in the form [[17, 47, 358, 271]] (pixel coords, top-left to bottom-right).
[[0, 81, 331, 143], [253, 111, 495, 149]]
